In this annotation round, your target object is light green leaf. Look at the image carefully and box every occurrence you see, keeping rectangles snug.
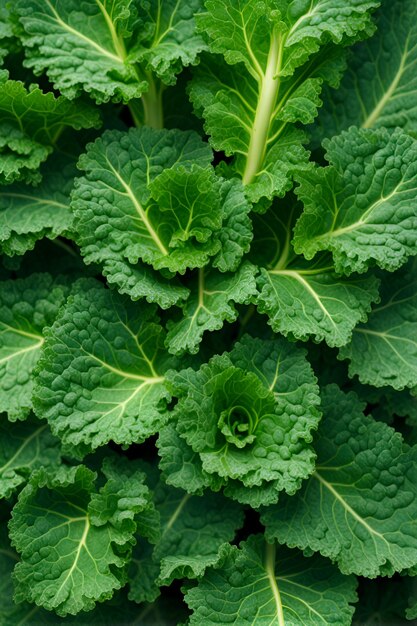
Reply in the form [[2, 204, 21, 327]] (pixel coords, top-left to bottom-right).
[[129, 0, 206, 85], [316, 0, 417, 137], [72, 127, 217, 295], [103, 257, 190, 310], [0, 273, 69, 421], [14, 0, 145, 104], [252, 200, 380, 347], [191, 0, 378, 202], [339, 265, 417, 390], [185, 535, 358, 626], [9, 462, 152, 616], [0, 415, 61, 499], [211, 178, 253, 273], [165, 262, 257, 356], [262, 385, 417, 577], [0, 72, 100, 184], [294, 127, 417, 275], [0, 153, 76, 256], [159, 335, 321, 506], [33, 279, 177, 457]]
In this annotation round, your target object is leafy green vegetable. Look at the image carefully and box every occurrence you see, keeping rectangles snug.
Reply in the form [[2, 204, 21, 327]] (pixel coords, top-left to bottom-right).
[[2, 0, 417, 623]]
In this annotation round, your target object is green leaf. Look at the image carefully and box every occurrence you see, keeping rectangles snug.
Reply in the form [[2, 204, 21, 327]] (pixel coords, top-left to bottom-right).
[[0, 72, 100, 184], [294, 127, 417, 275], [0, 273, 69, 421], [103, 257, 190, 310], [159, 335, 321, 506], [129, 0, 206, 85], [0, 415, 61, 499], [72, 127, 217, 298], [316, 0, 417, 137], [339, 265, 417, 390], [33, 279, 177, 457], [185, 534, 358, 626], [191, 0, 378, 201], [165, 262, 257, 356], [0, 152, 76, 256], [211, 178, 253, 273], [262, 385, 417, 577], [14, 0, 145, 104], [9, 461, 152, 616], [252, 200, 380, 347]]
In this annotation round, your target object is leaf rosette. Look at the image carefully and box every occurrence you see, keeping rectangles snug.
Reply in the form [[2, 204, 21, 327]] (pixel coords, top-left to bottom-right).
[[158, 335, 321, 506]]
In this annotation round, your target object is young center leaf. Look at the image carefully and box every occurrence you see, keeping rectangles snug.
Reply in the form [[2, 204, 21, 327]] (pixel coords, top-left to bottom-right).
[[315, 0, 417, 137], [72, 126, 220, 306], [251, 199, 380, 347], [0, 273, 69, 421], [0, 72, 100, 184], [339, 263, 417, 390], [9, 459, 153, 616], [262, 385, 417, 577], [190, 0, 379, 203], [158, 335, 321, 507], [33, 279, 179, 458], [294, 127, 417, 275], [185, 535, 358, 626]]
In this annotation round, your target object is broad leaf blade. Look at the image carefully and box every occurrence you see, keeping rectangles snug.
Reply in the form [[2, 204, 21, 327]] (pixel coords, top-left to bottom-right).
[[262, 385, 417, 577], [0, 273, 69, 421], [185, 535, 358, 626], [294, 127, 417, 275]]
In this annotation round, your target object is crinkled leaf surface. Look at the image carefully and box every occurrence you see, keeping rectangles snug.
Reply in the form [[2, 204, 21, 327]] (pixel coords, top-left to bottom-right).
[[14, 0, 144, 104], [294, 127, 417, 275], [0, 415, 61, 499], [129, 477, 244, 601], [0, 153, 76, 256], [252, 200, 380, 347], [33, 279, 177, 457], [190, 0, 378, 201], [316, 0, 417, 136], [15, 0, 205, 104], [185, 535, 358, 626], [159, 335, 321, 506], [72, 127, 217, 302], [165, 262, 257, 356], [262, 385, 417, 577], [9, 462, 152, 616], [129, 0, 206, 85], [0, 72, 100, 184], [0, 273, 69, 421], [339, 265, 417, 390]]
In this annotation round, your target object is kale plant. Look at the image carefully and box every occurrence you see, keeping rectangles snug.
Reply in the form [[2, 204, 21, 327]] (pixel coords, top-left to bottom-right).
[[1, 1, 417, 624]]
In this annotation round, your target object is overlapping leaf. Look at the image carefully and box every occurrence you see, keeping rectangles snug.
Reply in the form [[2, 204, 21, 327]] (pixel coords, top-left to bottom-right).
[[0, 72, 100, 184], [190, 0, 378, 202], [252, 199, 380, 346], [9, 460, 153, 616], [262, 385, 417, 577], [0, 273, 69, 421], [316, 0, 417, 136], [294, 127, 417, 274], [340, 264, 417, 390], [0, 415, 61, 499], [185, 535, 358, 626], [33, 279, 178, 457]]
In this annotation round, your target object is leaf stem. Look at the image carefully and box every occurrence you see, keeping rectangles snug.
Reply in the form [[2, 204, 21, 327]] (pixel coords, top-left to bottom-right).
[[142, 75, 165, 129], [242, 29, 282, 185]]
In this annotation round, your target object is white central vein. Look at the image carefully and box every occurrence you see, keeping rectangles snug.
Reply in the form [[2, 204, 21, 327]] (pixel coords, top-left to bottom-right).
[[265, 542, 285, 626]]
